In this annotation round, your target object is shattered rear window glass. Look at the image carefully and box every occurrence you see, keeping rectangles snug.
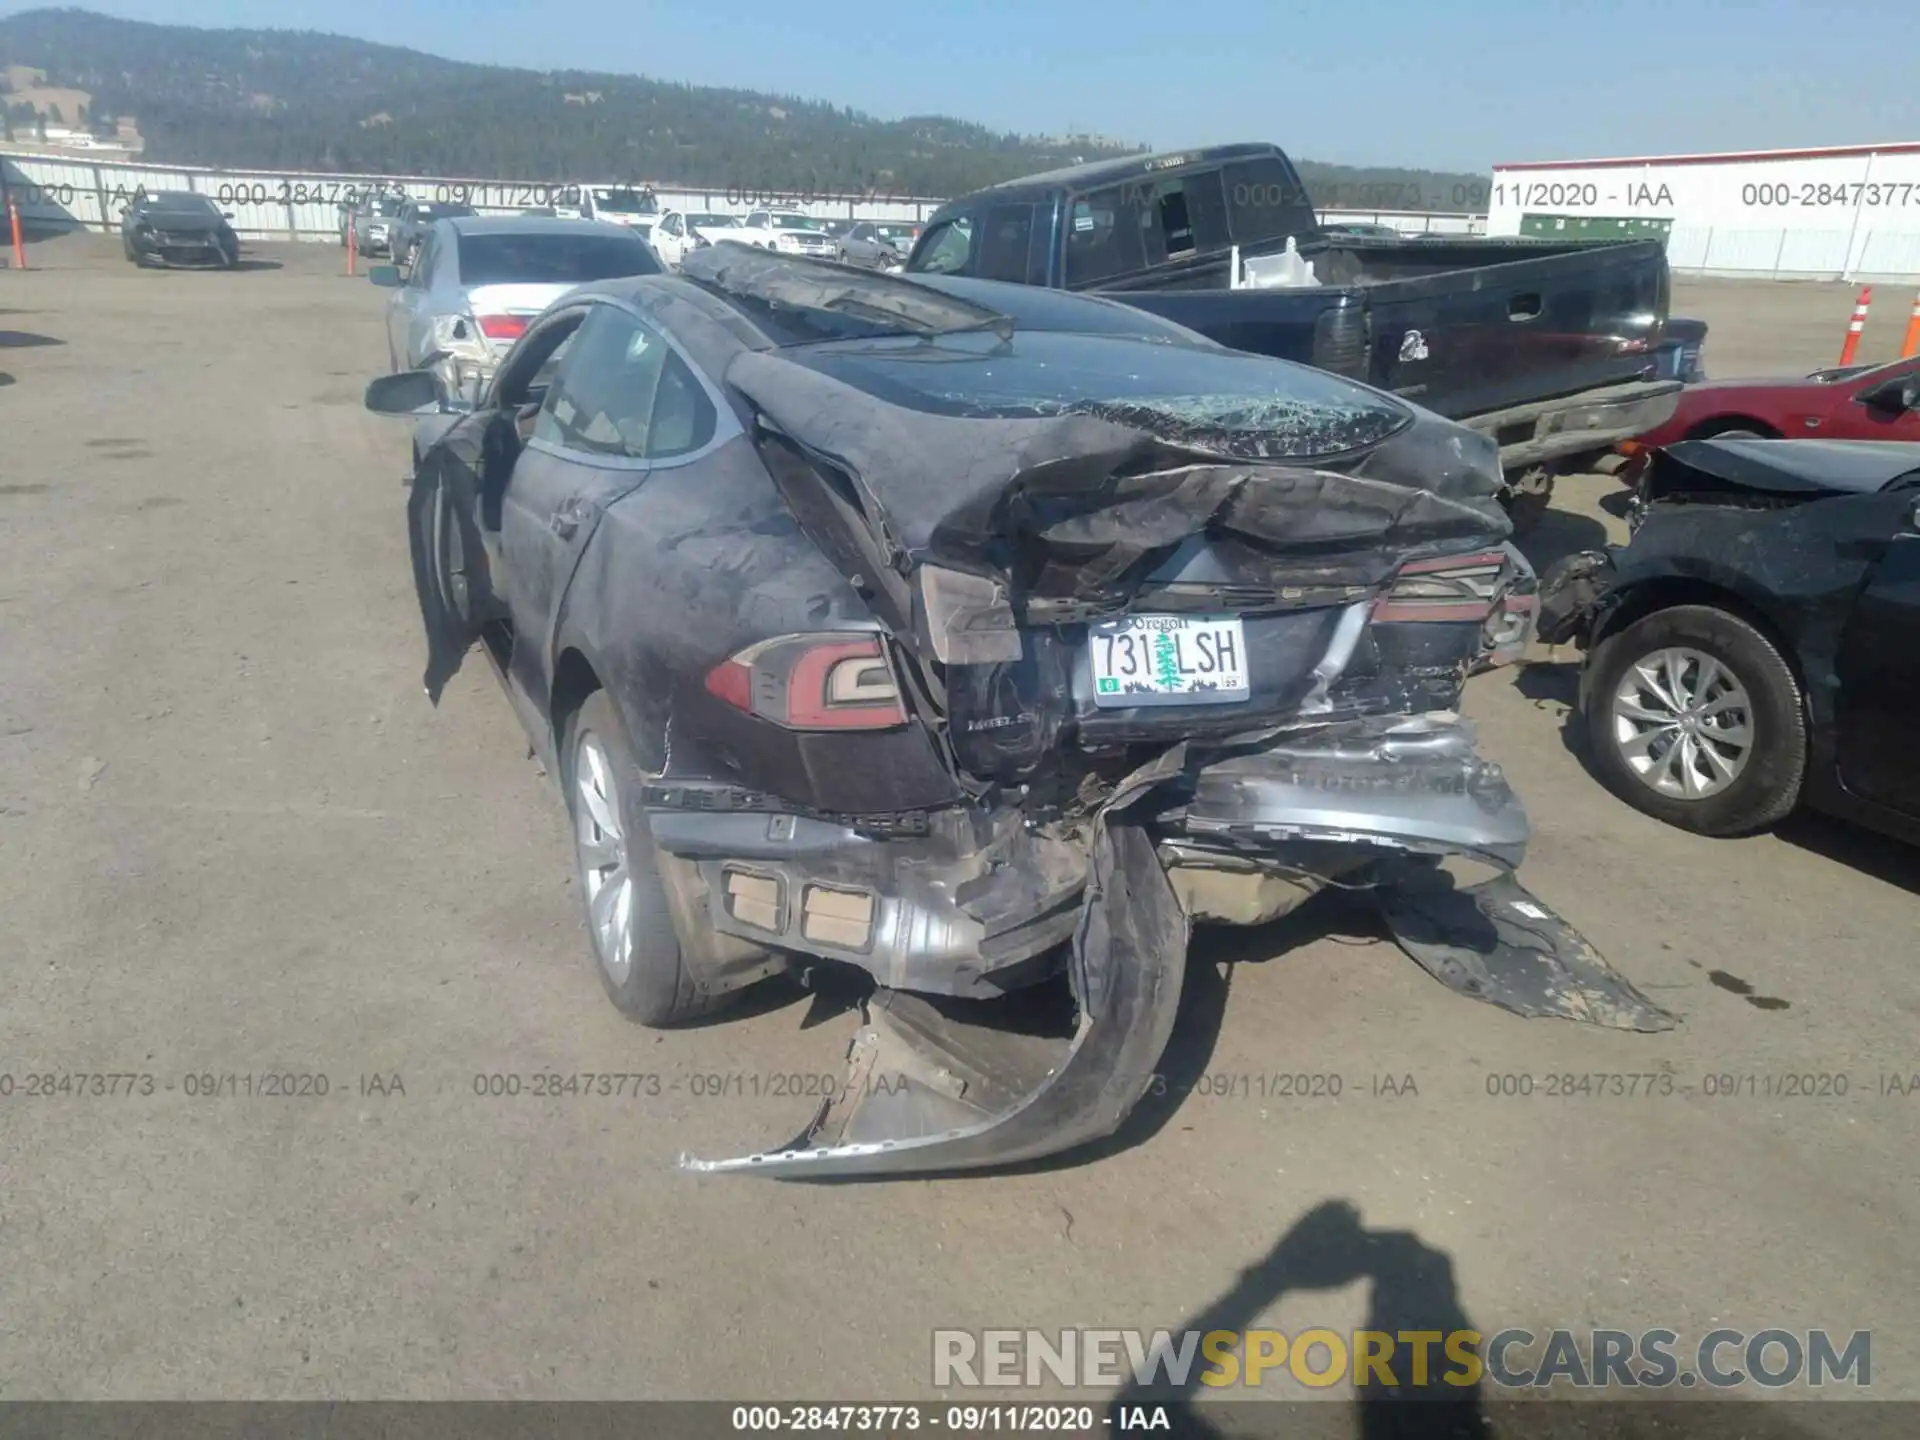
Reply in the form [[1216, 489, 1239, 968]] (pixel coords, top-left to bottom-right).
[[785, 329, 1412, 459]]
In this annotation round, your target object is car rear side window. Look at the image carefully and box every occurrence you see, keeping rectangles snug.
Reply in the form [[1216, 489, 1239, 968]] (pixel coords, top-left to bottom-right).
[[976, 203, 1037, 283], [534, 306, 717, 461], [1063, 188, 1147, 287]]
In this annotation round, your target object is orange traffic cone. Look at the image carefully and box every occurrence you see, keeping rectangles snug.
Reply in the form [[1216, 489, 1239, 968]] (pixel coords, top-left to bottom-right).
[[1838, 286, 1872, 366], [1900, 293, 1920, 360]]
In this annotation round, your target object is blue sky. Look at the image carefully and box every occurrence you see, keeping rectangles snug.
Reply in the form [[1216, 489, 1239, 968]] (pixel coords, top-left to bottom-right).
[[7, 0, 1917, 172]]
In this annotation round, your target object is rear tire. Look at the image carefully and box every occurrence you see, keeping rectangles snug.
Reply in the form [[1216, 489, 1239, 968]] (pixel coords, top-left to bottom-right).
[[561, 690, 723, 1025], [1581, 604, 1806, 836]]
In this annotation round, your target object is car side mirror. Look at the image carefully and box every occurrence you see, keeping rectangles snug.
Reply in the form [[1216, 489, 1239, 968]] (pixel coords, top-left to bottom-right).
[[365, 369, 453, 415], [367, 264, 403, 287], [1861, 376, 1920, 413]]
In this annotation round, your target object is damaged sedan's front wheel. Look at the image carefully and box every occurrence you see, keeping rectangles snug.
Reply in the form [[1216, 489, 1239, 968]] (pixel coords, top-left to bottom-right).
[[562, 690, 722, 1025]]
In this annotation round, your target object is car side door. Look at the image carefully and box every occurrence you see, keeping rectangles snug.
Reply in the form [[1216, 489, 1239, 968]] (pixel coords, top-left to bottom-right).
[[1833, 484, 1920, 817], [493, 302, 720, 719], [404, 308, 584, 702], [650, 210, 683, 266], [393, 228, 447, 370]]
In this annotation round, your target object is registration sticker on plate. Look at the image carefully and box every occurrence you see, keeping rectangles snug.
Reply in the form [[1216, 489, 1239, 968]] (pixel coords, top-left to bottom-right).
[[1089, 614, 1250, 707]]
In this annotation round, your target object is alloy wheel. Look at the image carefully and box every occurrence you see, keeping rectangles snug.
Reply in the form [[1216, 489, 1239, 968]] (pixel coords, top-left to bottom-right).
[[1609, 646, 1755, 800], [573, 733, 633, 983]]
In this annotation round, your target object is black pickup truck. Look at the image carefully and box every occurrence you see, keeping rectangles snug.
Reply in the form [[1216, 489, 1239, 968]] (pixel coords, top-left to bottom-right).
[[903, 143, 1683, 529]]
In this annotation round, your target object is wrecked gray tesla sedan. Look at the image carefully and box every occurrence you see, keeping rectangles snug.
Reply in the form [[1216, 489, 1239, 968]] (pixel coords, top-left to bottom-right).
[[365, 248, 1673, 1179]]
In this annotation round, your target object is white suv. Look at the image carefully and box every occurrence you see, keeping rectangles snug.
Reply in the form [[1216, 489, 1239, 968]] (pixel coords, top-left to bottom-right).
[[739, 210, 835, 258]]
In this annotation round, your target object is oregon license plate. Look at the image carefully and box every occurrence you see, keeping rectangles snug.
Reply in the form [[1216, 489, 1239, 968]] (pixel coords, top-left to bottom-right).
[[1089, 614, 1250, 707]]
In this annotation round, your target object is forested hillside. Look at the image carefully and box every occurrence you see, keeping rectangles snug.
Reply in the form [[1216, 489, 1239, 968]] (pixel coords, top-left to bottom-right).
[[0, 8, 1487, 207]]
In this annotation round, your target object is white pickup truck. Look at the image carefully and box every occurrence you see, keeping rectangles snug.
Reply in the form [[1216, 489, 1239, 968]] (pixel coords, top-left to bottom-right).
[[548, 184, 661, 229]]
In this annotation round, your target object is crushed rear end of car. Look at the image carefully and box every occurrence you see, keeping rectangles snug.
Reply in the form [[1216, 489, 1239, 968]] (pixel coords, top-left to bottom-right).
[[664, 252, 1673, 1178]]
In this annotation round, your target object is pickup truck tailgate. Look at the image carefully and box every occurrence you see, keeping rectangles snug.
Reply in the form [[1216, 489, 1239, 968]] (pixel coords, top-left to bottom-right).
[[1359, 238, 1670, 419]]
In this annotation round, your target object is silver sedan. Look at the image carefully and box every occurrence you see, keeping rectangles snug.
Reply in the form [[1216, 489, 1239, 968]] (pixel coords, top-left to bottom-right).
[[835, 220, 920, 270], [369, 216, 663, 402]]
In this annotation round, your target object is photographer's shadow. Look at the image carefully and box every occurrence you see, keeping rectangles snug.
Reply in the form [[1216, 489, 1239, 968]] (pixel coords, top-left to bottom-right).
[[1111, 1199, 1488, 1440]]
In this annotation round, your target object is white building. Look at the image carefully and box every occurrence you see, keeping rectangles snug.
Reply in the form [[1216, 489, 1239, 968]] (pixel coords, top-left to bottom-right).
[[1487, 141, 1920, 281]]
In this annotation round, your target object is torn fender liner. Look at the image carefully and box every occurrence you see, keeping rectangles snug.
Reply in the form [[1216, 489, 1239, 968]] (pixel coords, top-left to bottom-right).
[[1534, 549, 1616, 648], [1377, 868, 1678, 1031], [678, 742, 1203, 1178]]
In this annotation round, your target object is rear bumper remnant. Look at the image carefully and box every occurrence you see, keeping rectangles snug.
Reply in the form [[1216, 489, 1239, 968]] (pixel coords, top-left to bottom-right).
[[679, 714, 1675, 1179], [680, 742, 1195, 1178], [1169, 714, 1530, 871]]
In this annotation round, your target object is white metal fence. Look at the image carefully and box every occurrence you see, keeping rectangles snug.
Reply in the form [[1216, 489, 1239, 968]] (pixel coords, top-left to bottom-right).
[[15, 144, 1920, 279], [1663, 223, 1920, 282], [0, 149, 947, 239], [1, 147, 1493, 247]]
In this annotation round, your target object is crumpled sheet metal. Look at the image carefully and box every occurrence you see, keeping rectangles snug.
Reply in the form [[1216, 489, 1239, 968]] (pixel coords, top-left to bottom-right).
[[724, 351, 1510, 604], [678, 739, 1207, 1178]]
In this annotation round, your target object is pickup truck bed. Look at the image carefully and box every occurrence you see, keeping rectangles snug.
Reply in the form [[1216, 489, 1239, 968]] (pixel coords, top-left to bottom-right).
[[1102, 235, 1673, 433]]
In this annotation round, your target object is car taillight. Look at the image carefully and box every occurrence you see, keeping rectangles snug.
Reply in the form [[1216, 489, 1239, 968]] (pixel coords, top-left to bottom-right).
[[1372, 551, 1510, 623], [477, 314, 528, 341], [705, 634, 908, 730]]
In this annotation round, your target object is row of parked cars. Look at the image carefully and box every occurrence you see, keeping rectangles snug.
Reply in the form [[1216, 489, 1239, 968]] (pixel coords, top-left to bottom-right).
[[337, 184, 922, 269], [357, 141, 1919, 1181]]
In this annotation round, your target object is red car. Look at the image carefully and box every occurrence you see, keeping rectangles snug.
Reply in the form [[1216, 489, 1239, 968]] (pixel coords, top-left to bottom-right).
[[1618, 355, 1920, 481]]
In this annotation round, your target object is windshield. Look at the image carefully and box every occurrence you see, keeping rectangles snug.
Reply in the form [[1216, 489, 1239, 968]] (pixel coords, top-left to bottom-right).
[[786, 330, 1412, 460], [458, 232, 664, 285], [1840, 356, 1920, 385], [146, 193, 219, 217], [592, 187, 657, 214], [770, 213, 824, 231], [688, 214, 740, 228], [413, 204, 475, 221]]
